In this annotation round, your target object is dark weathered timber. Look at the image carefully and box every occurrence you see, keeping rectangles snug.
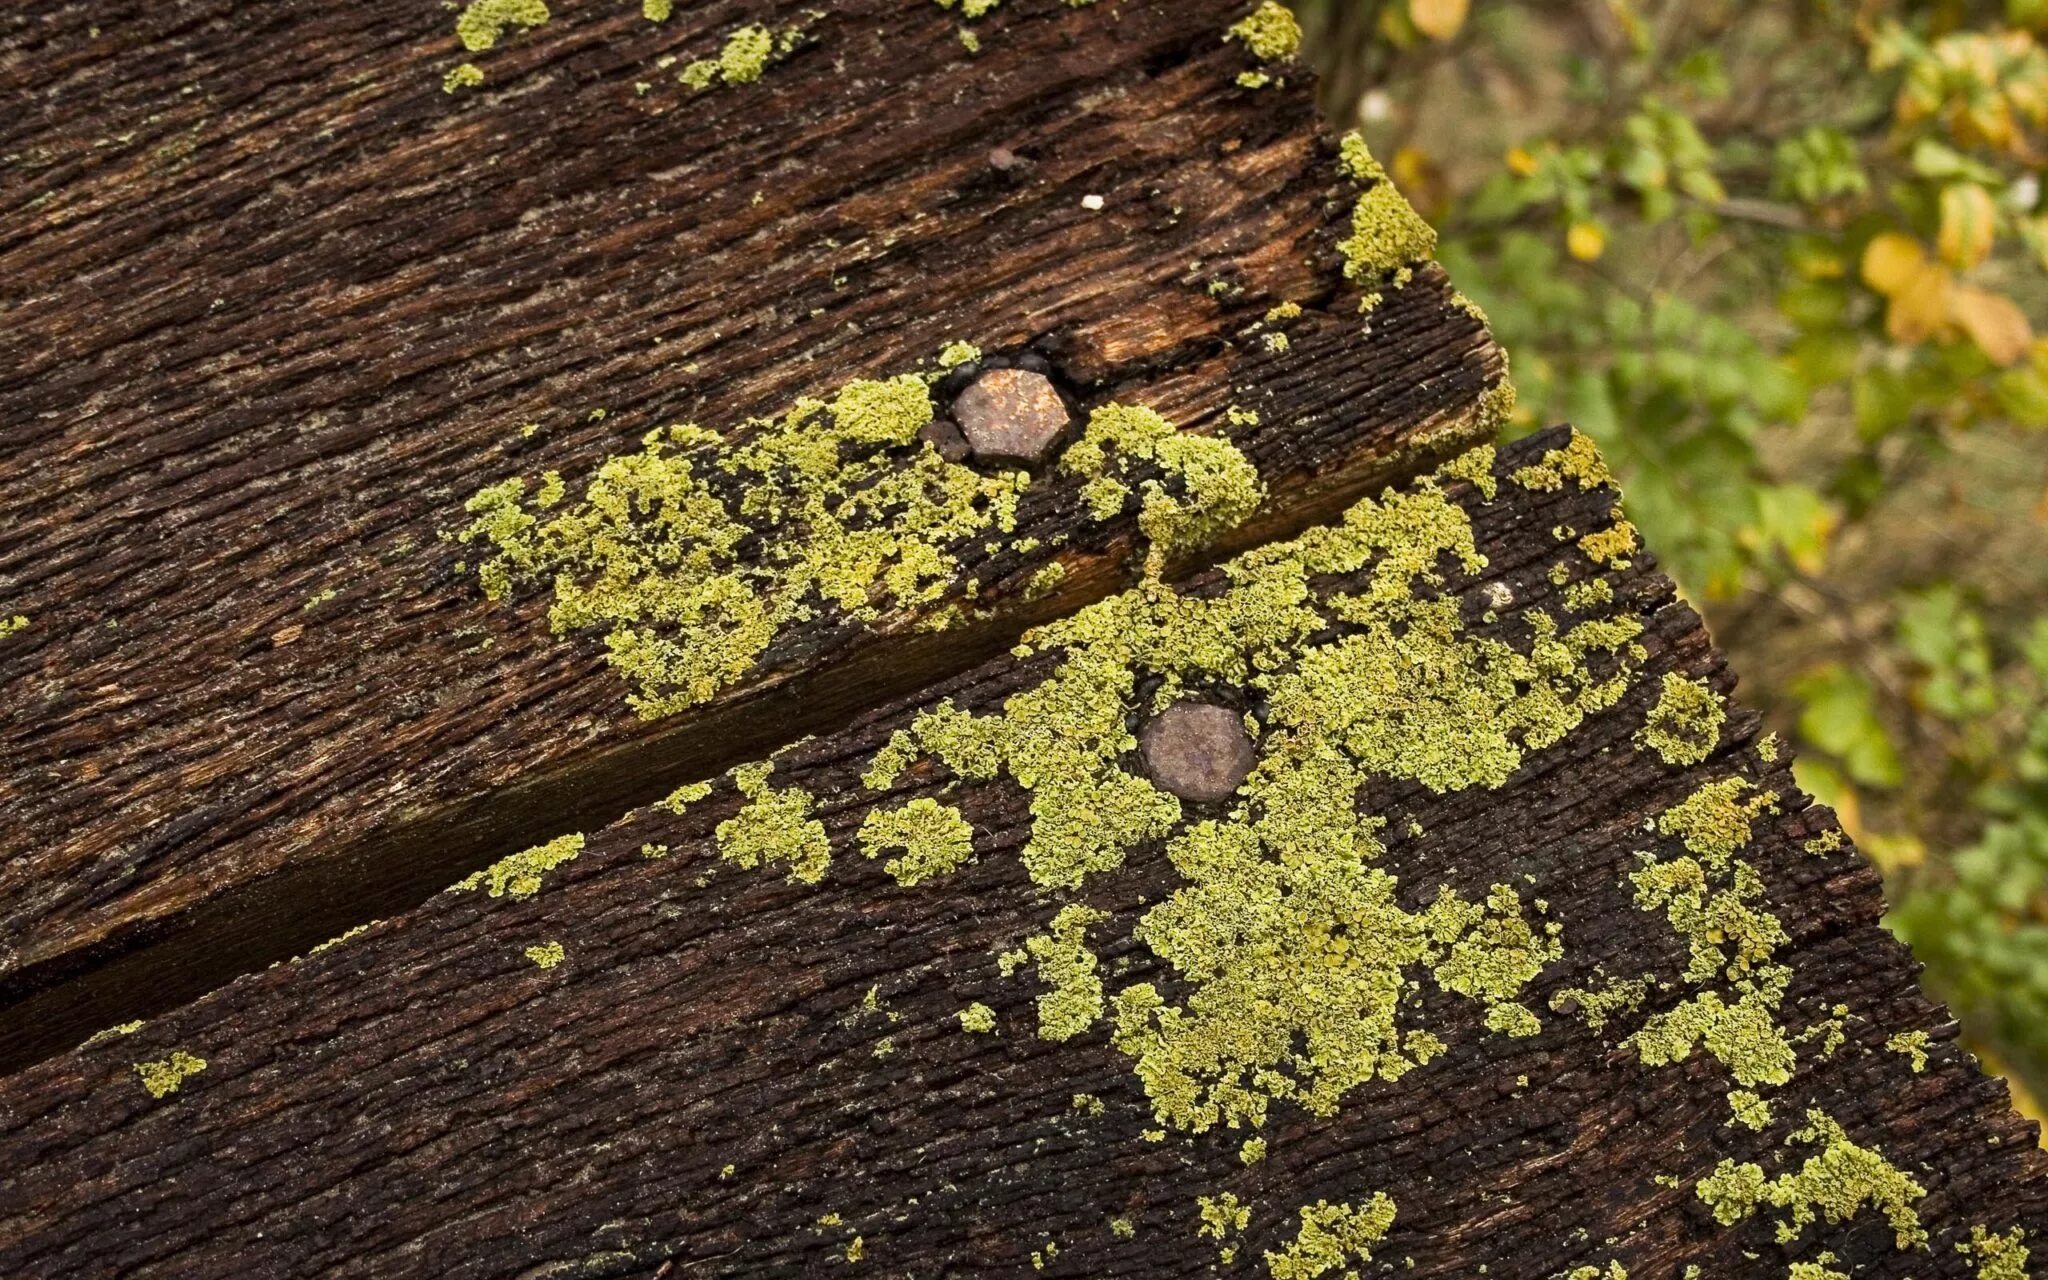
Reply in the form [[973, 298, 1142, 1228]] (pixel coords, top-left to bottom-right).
[[2, 433, 2039, 1279], [0, 0, 1506, 1067]]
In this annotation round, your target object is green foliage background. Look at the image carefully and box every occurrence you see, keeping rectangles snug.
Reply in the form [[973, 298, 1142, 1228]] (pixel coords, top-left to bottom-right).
[[1291, 0, 2048, 1109]]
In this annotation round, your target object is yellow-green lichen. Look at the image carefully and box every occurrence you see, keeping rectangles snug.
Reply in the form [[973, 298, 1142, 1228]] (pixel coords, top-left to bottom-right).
[[305, 923, 370, 958], [936, 340, 982, 369], [0, 614, 24, 639], [1512, 432, 1612, 493], [459, 371, 1031, 718], [1728, 1088, 1773, 1131], [1560, 1265, 1627, 1280], [660, 779, 713, 815], [442, 63, 484, 93], [1696, 1110, 1926, 1249], [1959, 1226, 2032, 1280], [1025, 561, 1068, 601], [1240, 1136, 1266, 1164], [524, 940, 565, 969], [1659, 777, 1780, 870], [1796, 1005, 1851, 1057], [858, 797, 975, 886], [1618, 777, 1806, 1091], [958, 1002, 997, 1033], [1550, 972, 1651, 1032], [81, 1020, 145, 1051], [858, 453, 1647, 1133], [1197, 1192, 1249, 1262], [135, 1050, 207, 1098], [936, 0, 1002, 16], [454, 833, 586, 900], [1886, 1030, 1931, 1072], [1061, 402, 1265, 571], [1266, 1194, 1397, 1280], [454, 0, 549, 52], [1334, 133, 1436, 283], [1226, 1, 1302, 62], [680, 22, 800, 89], [1438, 445, 1498, 501], [1580, 522, 1639, 567], [717, 762, 830, 883], [1023, 904, 1108, 1040], [1564, 578, 1614, 611], [1803, 829, 1845, 857], [643, 0, 671, 19]]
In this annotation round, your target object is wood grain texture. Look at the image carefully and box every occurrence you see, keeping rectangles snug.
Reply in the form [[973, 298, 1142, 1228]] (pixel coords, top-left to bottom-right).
[[2, 432, 2037, 1280], [0, 0, 1504, 1068]]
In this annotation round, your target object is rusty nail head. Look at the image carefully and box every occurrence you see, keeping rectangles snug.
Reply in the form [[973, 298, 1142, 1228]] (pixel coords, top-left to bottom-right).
[[950, 367, 1069, 468], [1139, 700, 1257, 804]]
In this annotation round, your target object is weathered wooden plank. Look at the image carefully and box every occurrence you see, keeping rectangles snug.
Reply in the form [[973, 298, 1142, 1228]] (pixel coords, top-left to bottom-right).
[[3, 431, 2037, 1279], [0, 0, 1506, 1067]]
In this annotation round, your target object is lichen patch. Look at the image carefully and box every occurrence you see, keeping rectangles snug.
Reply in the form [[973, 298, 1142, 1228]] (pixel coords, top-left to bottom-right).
[[859, 458, 1646, 1132], [1266, 1194, 1397, 1280], [458, 367, 1261, 718], [1335, 134, 1436, 285], [135, 1050, 207, 1098], [454, 0, 549, 53], [454, 833, 586, 900], [1695, 1110, 1926, 1250]]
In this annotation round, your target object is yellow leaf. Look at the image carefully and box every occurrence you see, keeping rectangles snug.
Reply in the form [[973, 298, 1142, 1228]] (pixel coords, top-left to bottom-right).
[[1409, 0, 1468, 41], [1505, 145, 1538, 177], [1860, 232, 1925, 296], [1566, 221, 1606, 262], [1937, 183, 1998, 269], [1391, 145, 1447, 219], [1950, 285, 2035, 365], [1861, 831, 1926, 874], [1886, 259, 1954, 345]]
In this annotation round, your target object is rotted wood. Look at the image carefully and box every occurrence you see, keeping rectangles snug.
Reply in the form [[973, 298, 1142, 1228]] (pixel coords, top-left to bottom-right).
[[0, 0, 1505, 1070], [2, 431, 2039, 1279]]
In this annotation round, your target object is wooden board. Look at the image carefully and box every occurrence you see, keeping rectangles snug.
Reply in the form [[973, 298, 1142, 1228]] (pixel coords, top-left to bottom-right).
[[0, 0, 1505, 1069], [3, 432, 2039, 1279]]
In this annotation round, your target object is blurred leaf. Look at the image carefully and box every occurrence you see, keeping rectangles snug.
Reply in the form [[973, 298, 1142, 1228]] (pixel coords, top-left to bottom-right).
[[1898, 585, 1999, 719], [1863, 830, 1929, 873], [1886, 259, 1955, 344], [1951, 285, 2035, 365], [1910, 138, 2003, 185], [1794, 756, 1863, 839], [1409, 0, 1468, 41], [1861, 232, 1926, 294], [1792, 663, 1906, 788], [1775, 127, 1869, 206], [1937, 183, 1999, 269], [1746, 483, 1837, 575], [1566, 220, 1606, 261]]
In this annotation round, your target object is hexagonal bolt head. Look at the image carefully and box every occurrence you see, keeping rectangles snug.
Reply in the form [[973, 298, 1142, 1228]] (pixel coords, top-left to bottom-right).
[[949, 367, 1070, 468], [1139, 700, 1257, 804]]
